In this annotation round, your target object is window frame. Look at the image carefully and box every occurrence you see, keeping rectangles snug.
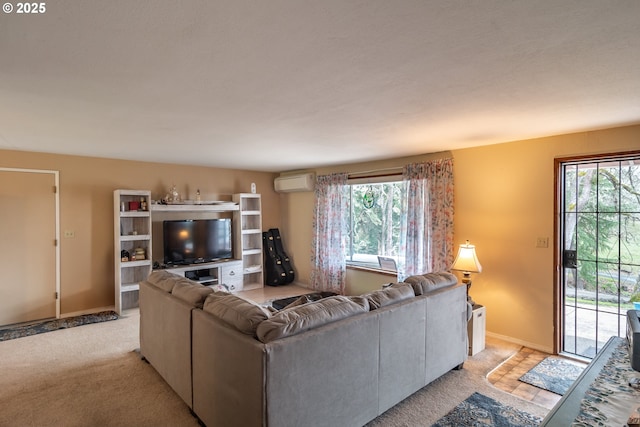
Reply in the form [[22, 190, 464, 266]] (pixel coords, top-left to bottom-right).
[[345, 174, 404, 271]]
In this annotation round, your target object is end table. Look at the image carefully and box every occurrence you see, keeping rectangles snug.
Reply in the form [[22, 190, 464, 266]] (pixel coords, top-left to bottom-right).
[[468, 304, 486, 356]]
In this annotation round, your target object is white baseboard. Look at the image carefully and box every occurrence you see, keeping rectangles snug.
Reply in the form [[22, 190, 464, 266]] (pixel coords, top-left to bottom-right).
[[486, 331, 553, 354], [61, 305, 115, 319]]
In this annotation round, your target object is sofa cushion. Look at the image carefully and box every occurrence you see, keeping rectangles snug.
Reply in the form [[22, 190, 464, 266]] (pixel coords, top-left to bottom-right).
[[404, 272, 458, 295], [256, 296, 369, 343], [171, 280, 214, 307], [364, 283, 415, 310], [203, 293, 271, 335], [146, 270, 183, 293]]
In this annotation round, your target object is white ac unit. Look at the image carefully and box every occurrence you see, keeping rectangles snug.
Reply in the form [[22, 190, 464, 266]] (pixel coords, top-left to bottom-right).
[[274, 173, 315, 193]]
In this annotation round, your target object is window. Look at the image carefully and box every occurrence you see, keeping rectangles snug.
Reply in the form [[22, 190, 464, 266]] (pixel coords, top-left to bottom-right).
[[345, 180, 404, 269]]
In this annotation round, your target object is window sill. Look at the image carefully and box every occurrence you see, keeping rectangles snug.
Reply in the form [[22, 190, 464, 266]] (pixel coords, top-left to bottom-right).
[[346, 264, 397, 277]]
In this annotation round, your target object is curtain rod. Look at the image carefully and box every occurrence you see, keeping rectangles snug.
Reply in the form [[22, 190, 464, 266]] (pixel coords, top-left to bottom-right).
[[347, 166, 403, 180]]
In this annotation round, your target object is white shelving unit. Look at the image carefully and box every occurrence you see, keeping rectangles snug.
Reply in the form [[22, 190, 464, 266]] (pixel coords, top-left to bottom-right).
[[114, 189, 152, 314], [113, 192, 260, 308], [232, 193, 264, 290]]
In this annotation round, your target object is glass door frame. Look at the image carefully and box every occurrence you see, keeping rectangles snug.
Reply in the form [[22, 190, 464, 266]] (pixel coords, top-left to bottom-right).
[[554, 150, 640, 358]]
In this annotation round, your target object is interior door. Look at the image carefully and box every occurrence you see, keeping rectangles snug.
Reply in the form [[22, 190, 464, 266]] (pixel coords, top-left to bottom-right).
[[559, 154, 640, 358], [0, 169, 58, 326]]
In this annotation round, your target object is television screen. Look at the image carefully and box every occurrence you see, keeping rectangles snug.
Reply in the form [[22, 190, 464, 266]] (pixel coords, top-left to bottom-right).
[[163, 219, 232, 265]]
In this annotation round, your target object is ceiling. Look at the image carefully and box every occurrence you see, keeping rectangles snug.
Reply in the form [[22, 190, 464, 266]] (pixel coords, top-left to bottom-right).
[[1, 1, 640, 172]]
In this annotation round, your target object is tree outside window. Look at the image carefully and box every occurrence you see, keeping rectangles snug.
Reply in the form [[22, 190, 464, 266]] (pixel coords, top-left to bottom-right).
[[564, 158, 640, 308], [346, 181, 403, 267]]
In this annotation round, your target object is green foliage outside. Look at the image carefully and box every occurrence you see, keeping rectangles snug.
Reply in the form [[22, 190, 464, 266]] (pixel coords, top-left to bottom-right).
[[564, 160, 640, 301], [347, 182, 404, 259]]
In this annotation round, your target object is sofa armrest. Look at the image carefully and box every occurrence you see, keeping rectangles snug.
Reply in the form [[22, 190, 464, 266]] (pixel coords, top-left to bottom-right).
[[139, 281, 195, 408], [424, 283, 468, 383], [191, 309, 267, 427]]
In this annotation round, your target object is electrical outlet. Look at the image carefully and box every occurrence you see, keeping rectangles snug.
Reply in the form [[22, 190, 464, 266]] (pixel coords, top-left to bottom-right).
[[536, 237, 549, 248], [64, 230, 75, 238]]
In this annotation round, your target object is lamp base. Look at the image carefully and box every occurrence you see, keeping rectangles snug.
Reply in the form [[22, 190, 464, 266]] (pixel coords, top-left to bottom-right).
[[464, 277, 475, 306]]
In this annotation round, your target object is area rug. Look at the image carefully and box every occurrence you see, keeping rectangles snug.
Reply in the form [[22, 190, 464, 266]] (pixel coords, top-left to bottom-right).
[[0, 311, 119, 342], [518, 356, 584, 395], [575, 337, 640, 426], [432, 392, 542, 427]]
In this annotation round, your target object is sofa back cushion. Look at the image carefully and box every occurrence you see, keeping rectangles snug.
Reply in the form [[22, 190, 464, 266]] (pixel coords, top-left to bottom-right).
[[171, 280, 214, 307], [146, 270, 182, 293], [364, 283, 415, 310], [404, 272, 458, 295], [203, 293, 271, 336], [256, 296, 369, 343]]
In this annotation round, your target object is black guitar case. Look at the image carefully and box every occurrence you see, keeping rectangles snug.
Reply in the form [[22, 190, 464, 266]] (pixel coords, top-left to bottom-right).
[[263, 230, 287, 286], [268, 228, 295, 284]]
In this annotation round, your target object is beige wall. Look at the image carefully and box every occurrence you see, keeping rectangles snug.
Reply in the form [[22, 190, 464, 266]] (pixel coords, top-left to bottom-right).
[[454, 125, 640, 352], [280, 124, 640, 351], [3, 124, 639, 346], [0, 150, 279, 315]]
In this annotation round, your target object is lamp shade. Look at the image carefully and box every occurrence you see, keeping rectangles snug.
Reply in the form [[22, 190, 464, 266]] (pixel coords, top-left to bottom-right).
[[451, 240, 482, 273]]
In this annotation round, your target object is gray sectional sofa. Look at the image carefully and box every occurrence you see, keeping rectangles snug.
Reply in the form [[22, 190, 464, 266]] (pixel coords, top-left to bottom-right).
[[139, 270, 469, 427]]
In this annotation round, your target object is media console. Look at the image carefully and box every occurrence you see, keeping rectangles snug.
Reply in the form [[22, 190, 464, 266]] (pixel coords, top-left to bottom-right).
[[161, 259, 243, 292]]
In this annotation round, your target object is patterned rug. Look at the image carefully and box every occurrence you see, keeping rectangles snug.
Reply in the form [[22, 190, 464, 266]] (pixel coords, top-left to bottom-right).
[[432, 392, 542, 427], [518, 357, 585, 395], [575, 337, 640, 425], [0, 311, 119, 342]]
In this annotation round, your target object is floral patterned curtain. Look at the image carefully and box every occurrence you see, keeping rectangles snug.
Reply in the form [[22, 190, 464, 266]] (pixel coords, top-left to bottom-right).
[[398, 158, 454, 279], [311, 173, 349, 294]]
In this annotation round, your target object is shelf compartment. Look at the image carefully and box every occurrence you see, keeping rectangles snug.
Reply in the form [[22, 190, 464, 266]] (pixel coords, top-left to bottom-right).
[[241, 228, 262, 235], [119, 216, 150, 236], [121, 283, 140, 292], [120, 260, 151, 268], [241, 214, 261, 231], [120, 211, 150, 217], [243, 248, 262, 255], [120, 234, 151, 241]]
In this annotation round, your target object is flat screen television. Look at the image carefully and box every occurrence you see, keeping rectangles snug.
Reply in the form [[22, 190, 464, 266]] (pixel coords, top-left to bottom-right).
[[163, 219, 232, 265]]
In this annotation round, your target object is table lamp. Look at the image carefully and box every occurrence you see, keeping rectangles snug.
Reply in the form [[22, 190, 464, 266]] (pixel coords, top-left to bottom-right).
[[451, 240, 482, 305]]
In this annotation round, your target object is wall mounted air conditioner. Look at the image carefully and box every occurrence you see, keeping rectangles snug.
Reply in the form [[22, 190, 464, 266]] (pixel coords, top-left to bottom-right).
[[274, 173, 315, 193]]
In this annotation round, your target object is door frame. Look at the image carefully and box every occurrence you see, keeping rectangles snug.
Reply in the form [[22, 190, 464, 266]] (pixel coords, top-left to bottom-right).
[[553, 150, 640, 355], [0, 167, 60, 319]]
